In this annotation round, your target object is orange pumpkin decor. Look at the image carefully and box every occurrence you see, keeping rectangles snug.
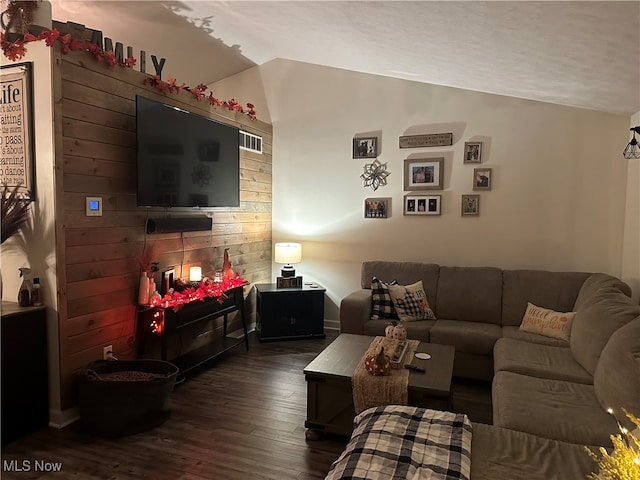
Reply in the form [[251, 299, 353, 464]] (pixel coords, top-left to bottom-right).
[[364, 346, 392, 376]]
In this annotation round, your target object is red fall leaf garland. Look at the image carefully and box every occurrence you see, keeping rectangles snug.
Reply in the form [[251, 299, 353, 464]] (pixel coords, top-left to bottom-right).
[[1, 28, 257, 120]]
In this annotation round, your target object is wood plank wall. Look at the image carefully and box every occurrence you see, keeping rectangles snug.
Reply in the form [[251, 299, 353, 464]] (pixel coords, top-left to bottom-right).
[[52, 27, 273, 409]]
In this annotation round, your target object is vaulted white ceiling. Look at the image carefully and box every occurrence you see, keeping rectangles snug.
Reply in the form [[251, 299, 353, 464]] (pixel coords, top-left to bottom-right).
[[51, 1, 640, 115]]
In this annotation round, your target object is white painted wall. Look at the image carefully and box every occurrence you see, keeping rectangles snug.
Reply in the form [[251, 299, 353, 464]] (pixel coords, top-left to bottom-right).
[[213, 59, 633, 320], [0, 38, 62, 415], [622, 111, 640, 302]]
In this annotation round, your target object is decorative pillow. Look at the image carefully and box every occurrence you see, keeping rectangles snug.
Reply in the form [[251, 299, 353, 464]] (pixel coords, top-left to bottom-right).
[[519, 302, 576, 341], [387, 280, 437, 322], [370, 277, 398, 320]]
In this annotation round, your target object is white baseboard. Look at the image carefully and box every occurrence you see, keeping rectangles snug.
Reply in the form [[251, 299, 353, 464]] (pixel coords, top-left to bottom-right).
[[324, 319, 339, 332], [48, 407, 79, 429]]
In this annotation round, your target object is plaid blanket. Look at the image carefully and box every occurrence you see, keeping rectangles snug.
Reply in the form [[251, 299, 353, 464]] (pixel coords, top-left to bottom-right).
[[325, 406, 472, 480]]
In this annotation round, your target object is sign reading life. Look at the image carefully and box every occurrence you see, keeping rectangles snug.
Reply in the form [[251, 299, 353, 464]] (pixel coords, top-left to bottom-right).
[[0, 76, 27, 190]]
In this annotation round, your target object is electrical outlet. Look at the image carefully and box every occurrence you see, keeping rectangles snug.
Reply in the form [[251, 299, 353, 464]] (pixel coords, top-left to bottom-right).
[[103, 345, 113, 360]]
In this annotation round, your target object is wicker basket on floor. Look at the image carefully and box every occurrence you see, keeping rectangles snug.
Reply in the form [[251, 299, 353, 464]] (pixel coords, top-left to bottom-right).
[[78, 359, 179, 438]]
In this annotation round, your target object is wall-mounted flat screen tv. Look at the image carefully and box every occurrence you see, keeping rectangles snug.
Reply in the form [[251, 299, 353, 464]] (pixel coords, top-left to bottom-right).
[[136, 95, 240, 208]]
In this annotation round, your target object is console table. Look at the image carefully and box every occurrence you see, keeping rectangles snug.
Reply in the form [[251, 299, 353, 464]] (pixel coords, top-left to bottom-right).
[[255, 283, 326, 341], [137, 285, 248, 376], [1, 302, 49, 445]]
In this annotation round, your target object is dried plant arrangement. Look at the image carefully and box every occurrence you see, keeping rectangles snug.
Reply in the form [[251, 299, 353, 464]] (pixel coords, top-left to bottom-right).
[[135, 244, 159, 273]]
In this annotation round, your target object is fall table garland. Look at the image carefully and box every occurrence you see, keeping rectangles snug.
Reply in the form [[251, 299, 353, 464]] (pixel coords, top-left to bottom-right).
[[352, 336, 420, 414], [150, 274, 248, 312], [1, 29, 257, 120]]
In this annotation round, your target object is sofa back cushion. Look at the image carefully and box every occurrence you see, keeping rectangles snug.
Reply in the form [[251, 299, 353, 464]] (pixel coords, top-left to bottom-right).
[[361, 261, 440, 305], [594, 316, 640, 432], [501, 270, 589, 327], [573, 273, 632, 311], [571, 288, 640, 375], [436, 266, 502, 324]]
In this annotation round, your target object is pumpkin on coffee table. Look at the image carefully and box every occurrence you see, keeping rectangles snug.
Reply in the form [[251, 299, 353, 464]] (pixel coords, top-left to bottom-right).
[[385, 321, 407, 340], [364, 347, 392, 376]]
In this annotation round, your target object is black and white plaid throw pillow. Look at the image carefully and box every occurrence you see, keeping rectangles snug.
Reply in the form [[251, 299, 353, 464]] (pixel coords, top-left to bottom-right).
[[370, 277, 398, 320], [389, 280, 437, 321]]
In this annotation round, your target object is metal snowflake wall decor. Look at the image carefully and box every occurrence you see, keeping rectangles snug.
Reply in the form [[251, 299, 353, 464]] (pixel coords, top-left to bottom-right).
[[360, 159, 390, 191]]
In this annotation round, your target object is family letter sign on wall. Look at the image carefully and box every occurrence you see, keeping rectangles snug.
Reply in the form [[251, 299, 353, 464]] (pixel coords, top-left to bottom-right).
[[399, 133, 453, 148], [0, 62, 34, 198]]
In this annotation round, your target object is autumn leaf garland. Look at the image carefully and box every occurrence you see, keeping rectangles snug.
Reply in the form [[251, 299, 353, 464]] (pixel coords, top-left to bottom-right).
[[143, 76, 256, 119], [1, 29, 257, 120]]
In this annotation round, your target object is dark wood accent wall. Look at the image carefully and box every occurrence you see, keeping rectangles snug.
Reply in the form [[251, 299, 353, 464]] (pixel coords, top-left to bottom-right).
[[52, 41, 272, 409]]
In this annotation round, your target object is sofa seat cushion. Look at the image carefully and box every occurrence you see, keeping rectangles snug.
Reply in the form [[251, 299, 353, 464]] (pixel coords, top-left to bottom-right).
[[570, 288, 640, 375], [501, 326, 569, 347], [493, 371, 618, 446], [470, 423, 599, 480], [363, 318, 434, 342], [494, 338, 592, 384], [593, 317, 640, 432], [430, 319, 502, 355]]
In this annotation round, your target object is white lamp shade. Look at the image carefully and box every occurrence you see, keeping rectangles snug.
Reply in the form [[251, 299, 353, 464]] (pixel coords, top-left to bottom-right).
[[189, 266, 202, 282], [274, 242, 302, 264]]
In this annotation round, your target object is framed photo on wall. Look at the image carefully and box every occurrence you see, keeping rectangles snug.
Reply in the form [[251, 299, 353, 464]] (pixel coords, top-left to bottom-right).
[[353, 137, 377, 158], [403, 157, 444, 191], [463, 142, 483, 164], [473, 168, 492, 190], [461, 194, 480, 216], [404, 194, 441, 216], [364, 197, 390, 218]]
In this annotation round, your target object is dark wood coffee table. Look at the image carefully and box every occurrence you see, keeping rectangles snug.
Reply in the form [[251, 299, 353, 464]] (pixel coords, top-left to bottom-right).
[[304, 333, 455, 437]]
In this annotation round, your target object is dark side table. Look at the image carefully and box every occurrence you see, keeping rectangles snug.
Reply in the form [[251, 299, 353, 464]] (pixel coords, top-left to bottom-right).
[[255, 283, 326, 342]]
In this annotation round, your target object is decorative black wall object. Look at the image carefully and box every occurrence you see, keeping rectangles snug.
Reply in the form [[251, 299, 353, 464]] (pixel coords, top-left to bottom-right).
[[146, 217, 212, 234]]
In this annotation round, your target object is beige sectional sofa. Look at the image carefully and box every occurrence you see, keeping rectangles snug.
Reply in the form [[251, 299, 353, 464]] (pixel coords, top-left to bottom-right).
[[339, 261, 640, 479]]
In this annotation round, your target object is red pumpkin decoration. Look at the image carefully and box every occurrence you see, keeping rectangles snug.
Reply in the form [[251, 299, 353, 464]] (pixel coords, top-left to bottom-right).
[[364, 347, 392, 376]]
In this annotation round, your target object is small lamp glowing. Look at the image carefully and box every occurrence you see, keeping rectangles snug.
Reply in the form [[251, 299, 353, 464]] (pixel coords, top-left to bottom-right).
[[274, 242, 302, 277], [189, 266, 202, 283]]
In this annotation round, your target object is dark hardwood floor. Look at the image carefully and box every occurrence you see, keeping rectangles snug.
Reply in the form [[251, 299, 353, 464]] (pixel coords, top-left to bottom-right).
[[1, 332, 491, 479]]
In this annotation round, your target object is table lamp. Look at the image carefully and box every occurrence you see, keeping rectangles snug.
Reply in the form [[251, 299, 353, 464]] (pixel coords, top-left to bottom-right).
[[189, 266, 202, 284], [275, 242, 302, 277]]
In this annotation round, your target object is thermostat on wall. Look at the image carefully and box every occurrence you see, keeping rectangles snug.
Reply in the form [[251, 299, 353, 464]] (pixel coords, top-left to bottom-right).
[[86, 196, 103, 216]]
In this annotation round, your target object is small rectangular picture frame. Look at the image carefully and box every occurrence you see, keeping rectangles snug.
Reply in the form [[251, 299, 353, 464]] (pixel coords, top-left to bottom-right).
[[161, 269, 175, 295], [404, 194, 441, 216], [404, 157, 444, 191], [463, 141, 483, 164], [461, 194, 480, 216], [473, 167, 492, 191], [364, 197, 390, 218], [277, 276, 303, 288], [353, 137, 377, 158]]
